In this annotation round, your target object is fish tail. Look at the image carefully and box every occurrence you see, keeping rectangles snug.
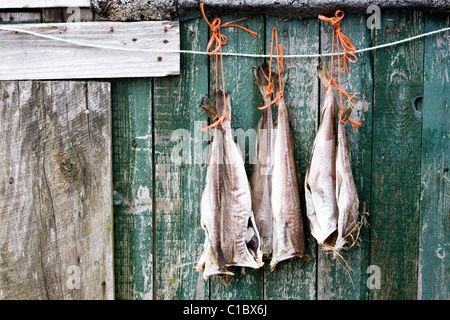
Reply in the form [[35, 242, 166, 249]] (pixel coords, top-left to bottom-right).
[[272, 69, 289, 98], [199, 95, 217, 120], [317, 56, 330, 87], [252, 63, 271, 97]]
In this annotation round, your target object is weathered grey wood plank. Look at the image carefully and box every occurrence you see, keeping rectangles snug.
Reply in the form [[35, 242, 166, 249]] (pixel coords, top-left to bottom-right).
[[371, 10, 424, 300], [317, 14, 373, 300], [152, 17, 209, 300], [111, 79, 153, 300], [0, 21, 179, 80], [0, 80, 113, 300], [42, 7, 94, 23], [207, 14, 265, 300], [263, 16, 319, 300], [418, 13, 450, 300]]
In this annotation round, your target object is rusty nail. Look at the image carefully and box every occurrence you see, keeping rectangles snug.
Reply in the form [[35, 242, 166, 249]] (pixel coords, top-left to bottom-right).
[[9, 16, 14, 21], [157, 57, 163, 62], [3, 91, 9, 98], [164, 26, 168, 32], [8, 177, 14, 184], [110, 26, 114, 32], [132, 38, 137, 42], [101, 281, 106, 287], [394, 24, 401, 35], [163, 39, 168, 44], [12, 31, 17, 35], [133, 140, 137, 147], [62, 26, 67, 32]]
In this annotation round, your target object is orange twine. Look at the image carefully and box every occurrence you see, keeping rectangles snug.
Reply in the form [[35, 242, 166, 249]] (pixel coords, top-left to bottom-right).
[[318, 10, 362, 130], [259, 27, 284, 110], [200, 3, 258, 132]]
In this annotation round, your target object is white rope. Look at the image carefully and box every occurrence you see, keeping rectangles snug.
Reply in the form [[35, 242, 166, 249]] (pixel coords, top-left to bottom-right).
[[0, 25, 449, 58]]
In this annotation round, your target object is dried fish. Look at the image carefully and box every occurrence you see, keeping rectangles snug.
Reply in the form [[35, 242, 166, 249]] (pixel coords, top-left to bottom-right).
[[196, 95, 234, 284], [270, 71, 308, 270], [305, 58, 338, 245], [196, 92, 263, 285], [333, 101, 360, 257], [250, 63, 275, 258]]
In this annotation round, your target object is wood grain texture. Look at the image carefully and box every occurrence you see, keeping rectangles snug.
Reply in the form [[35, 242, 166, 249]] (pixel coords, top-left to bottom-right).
[[111, 79, 153, 300], [0, 21, 179, 80], [0, 80, 113, 300], [263, 16, 319, 300], [153, 18, 209, 300], [207, 14, 265, 300], [317, 14, 373, 300], [418, 13, 450, 300], [371, 10, 424, 300]]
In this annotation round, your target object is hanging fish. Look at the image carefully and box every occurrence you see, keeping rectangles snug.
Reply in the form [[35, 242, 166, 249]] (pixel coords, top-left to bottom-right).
[[196, 95, 234, 284], [270, 71, 308, 271], [333, 100, 360, 257], [250, 63, 275, 258], [196, 92, 263, 285], [305, 58, 338, 245], [219, 92, 264, 271]]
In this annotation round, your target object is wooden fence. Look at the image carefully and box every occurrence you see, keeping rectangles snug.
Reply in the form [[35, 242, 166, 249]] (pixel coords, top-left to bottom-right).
[[0, 7, 448, 300]]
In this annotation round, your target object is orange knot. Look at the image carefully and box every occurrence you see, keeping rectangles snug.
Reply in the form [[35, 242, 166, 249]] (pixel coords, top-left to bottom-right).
[[200, 3, 257, 131], [259, 27, 284, 111], [318, 10, 361, 130]]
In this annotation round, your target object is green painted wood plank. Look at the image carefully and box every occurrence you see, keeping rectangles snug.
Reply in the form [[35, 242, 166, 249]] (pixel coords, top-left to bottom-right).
[[317, 14, 373, 300], [263, 16, 319, 300], [371, 10, 424, 300], [208, 14, 265, 300], [112, 79, 153, 300], [153, 18, 209, 300], [418, 13, 450, 300]]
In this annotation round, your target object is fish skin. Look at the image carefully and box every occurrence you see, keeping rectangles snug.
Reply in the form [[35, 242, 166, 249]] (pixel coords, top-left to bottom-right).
[[196, 92, 264, 284], [270, 71, 308, 271], [334, 105, 360, 256], [250, 64, 275, 258], [196, 95, 234, 282], [304, 59, 338, 245], [218, 92, 264, 270]]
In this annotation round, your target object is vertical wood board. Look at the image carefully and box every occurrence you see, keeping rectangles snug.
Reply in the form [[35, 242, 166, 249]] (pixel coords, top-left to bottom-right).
[[0, 80, 113, 300]]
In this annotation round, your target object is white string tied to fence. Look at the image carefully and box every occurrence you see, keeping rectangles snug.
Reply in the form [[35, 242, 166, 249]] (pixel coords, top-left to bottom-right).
[[0, 25, 449, 58]]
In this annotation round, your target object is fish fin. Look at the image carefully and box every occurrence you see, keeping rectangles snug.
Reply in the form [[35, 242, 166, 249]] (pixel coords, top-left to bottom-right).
[[252, 63, 270, 97], [199, 95, 217, 120]]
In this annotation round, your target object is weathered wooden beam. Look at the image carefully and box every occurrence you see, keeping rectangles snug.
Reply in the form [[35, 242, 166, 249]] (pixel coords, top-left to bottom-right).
[[418, 12, 450, 300], [371, 10, 424, 300], [153, 18, 209, 300], [0, 21, 179, 80], [91, 0, 450, 21], [0, 80, 113, 300]]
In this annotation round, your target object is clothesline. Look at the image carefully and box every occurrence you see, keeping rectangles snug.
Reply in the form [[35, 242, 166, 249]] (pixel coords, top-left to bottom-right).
[[0, 25, 448, 58]]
